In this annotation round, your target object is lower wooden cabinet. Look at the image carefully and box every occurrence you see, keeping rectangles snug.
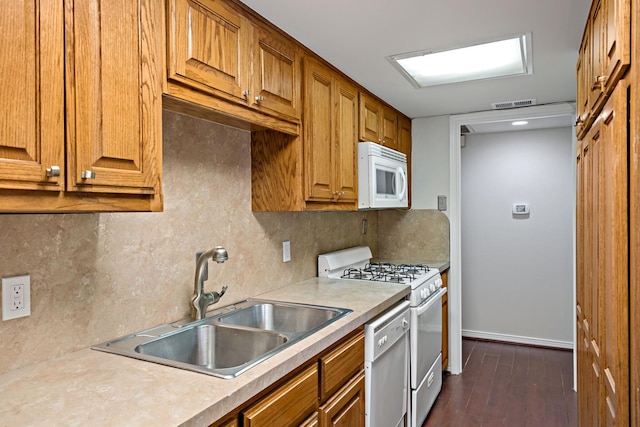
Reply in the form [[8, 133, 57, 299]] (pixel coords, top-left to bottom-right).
[[441, 269, 449, 371], [242, 365, 318, 426], [319, 330, 364, 401], [300, 413, 319, 427], [319, 371, 365, 427], [217, 419, 238, 427], [215, 329, 365, 427]]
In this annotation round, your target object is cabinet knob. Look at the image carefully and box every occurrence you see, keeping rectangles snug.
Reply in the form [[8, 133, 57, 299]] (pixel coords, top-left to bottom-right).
[[45, 165, 60, 178], [81, 170, 96, 179], [242, 90, 250, 98], [255, 95, 264, 103]]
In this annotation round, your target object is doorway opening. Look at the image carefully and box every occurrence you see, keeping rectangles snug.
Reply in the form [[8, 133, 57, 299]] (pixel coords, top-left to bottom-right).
[[447, 103, 576, 377]]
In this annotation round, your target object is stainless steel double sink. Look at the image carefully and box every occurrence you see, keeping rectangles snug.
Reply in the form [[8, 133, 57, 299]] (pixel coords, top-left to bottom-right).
[[93, 299, 351, 379]]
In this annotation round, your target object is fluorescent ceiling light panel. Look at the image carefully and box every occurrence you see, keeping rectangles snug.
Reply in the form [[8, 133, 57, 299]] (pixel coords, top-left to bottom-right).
[[389, 34, 532, 87]]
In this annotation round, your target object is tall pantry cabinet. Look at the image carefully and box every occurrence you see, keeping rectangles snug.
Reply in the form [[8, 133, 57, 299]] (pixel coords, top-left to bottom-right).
[[575, 0, 637, 425]]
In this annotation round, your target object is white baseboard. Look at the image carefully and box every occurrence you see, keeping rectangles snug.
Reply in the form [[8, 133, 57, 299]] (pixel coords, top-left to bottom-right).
[[462, 329, 574, 350]]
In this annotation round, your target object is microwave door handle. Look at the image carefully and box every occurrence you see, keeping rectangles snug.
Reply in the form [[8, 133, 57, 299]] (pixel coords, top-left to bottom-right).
[[397, 167, 407, 200]]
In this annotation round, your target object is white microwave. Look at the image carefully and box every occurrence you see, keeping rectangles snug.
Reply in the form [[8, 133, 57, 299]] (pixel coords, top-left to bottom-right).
[[358, 142, 408, 210]]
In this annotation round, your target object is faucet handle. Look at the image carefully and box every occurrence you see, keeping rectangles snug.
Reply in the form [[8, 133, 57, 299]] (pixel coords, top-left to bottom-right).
[[219, 285, 228, 297]]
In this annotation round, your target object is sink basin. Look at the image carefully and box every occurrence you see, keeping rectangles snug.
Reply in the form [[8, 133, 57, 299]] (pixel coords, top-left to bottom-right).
[[136, 324, 287, 371], [216, 301, 344, 334], [93, 299, 351, 378]]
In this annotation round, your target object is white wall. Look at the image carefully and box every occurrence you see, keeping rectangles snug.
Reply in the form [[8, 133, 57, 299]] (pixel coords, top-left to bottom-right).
[[411, 116, 450, 211], [460, 127, 574, 347]]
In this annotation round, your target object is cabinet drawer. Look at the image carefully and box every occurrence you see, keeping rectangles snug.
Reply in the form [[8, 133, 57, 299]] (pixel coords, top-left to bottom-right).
[[319, 370, 365, 427], [243, 365, 318, 426], [319, 330, 364, 401]]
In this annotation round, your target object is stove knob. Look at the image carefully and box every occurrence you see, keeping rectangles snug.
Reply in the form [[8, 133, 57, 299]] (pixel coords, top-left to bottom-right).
[[421, 289, 427, 299], [430, 284, 436, 292]]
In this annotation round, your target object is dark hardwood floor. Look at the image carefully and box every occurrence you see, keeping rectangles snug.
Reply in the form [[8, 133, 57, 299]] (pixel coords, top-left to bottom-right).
[[423, 339, 577, 427]]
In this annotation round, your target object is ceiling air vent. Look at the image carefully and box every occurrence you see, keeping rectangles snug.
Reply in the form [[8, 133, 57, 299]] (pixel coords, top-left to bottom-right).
[[491, 98, 537, 110]]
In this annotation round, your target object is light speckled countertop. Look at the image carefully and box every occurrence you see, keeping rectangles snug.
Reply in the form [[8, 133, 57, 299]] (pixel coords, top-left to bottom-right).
[[0, 278, 409, 427]]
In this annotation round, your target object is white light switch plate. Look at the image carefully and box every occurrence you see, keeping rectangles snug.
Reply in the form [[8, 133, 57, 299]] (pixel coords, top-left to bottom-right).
[[282, 241, 291, 262], [2, 275, 31, 320]]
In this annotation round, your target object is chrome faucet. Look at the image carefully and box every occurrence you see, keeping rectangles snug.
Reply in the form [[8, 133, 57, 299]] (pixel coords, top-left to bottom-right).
[[190, 246, 228, 320]]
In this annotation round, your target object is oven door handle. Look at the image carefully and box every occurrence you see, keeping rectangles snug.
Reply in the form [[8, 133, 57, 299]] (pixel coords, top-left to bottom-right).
[[415, 287, 447, 316]]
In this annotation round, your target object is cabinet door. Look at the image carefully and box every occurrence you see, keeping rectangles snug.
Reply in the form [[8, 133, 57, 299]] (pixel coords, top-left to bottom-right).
[[303, 58, 334, 201], [333, 78, 358, 203], [167, 0, 249, 104], [587, 119, 603, 377], [251, 23, 301, 120], [576, 307, 593, 427], [300, 413, 319, 427], [359, 92, 398, 149], [0, 0, 64, 191], [358, 93, 381, 143], [380, 106, 398, 149], [243, 365, 318, 427], [441, 270, 449, 371], [588, 0, 605, 114], [576, 27, 591, 136], [398, 116, 412, 206], [319, 330, 364, 402], [66, 0, 162, 194], [599, 82, 629, 426], [397, 116, 412, 158], [319, 371, 365, 427], [576, 138, 586, 313], [603, 0, 630, 93]]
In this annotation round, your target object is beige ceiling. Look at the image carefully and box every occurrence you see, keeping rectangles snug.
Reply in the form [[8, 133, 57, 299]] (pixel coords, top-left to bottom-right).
[[241, 0, 591, 119]]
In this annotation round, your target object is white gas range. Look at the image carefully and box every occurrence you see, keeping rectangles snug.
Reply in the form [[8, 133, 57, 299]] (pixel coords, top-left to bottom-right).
[[318, 246, 446, 427]]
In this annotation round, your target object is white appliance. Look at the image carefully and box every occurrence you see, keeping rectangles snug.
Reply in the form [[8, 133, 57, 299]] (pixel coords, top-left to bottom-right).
[[364, 300, 410, 427], [318, 246, 446, 427], [358, 142, 408, 210]]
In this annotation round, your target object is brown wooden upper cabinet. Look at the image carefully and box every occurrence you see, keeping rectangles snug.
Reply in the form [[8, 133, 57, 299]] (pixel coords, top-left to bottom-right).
[[0, 0, 163, 212], [397, 116, 412, 207], [304, 58, 358, 206], [165, 0, 301, 124], [66, 0, 162, 196], [0, 0, 64, 192], [250, 57, 358, 212], [575, 0, 629, 138], [359, 92, 398, 150]]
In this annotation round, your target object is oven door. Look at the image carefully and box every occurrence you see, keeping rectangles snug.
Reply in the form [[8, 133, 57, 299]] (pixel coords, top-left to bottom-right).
[[409, 287, 446, 388]]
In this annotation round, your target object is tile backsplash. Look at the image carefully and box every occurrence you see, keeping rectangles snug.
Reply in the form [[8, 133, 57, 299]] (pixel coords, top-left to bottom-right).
[[0, 110, 447, 374], [377, 209, 450, 262]]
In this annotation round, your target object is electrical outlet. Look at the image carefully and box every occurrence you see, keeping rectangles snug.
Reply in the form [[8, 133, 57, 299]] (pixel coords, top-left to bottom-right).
[[2, 275, 31, 320], [11, 285, 24, 310], [282, 241, 291, 263]]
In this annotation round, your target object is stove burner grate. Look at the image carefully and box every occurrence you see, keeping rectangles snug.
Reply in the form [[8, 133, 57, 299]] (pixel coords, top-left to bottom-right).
[[341, 268, 373, 280]]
